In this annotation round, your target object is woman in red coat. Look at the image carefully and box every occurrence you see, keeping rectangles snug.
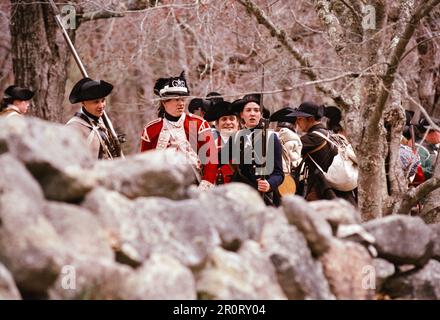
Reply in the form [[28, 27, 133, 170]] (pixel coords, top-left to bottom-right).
[[140, 72, 217, 190]]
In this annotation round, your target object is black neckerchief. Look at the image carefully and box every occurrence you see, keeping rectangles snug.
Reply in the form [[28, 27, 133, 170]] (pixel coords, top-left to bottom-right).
[[81, 107, 100, 123], [164, 112, 181, 122]]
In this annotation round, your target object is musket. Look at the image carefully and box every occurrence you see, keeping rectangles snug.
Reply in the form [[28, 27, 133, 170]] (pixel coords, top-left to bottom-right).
[[258, 65, 268, 197], [48, 0, 124, 159]]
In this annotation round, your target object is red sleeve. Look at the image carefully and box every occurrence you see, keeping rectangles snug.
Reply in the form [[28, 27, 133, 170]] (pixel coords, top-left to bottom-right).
[[198, 121, 218, 184]]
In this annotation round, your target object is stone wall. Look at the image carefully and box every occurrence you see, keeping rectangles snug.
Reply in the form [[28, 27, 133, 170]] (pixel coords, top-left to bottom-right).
[[1, 117, 439, 300]]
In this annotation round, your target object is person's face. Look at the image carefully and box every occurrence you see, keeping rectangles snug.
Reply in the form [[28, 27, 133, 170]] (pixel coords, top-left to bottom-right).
[[240, 102, 261, 128], [296, 116, 314, 133], [13, 99, 30, 114], [217, 115, 239, 134], [427, 130, 440, 145], [83, 98, 106, 118], [163, 96, 186, 117]]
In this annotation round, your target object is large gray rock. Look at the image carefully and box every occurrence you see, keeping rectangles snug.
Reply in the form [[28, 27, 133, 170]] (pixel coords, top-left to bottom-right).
[[194, 183, 267, 250], [92, 150, 195, 200], [261, 208, 334, 300], [133, 197, 221, 268], [0, 263, 21, 300], [383, 260, 440, 299], [0, 117, 95, 202], [282, 196, 334, 256], [430, 223, 440, 261], [308, 199, 361, 229], [81, 188, 143, 267], [319, 240, 374, 300], [49, 253, 196, 300], [196, 241, 287, 299], [363, 215, 432, 266], [0, 154, 65, 296], [43, 202, 114, 261], [124, 254, 196, 299]]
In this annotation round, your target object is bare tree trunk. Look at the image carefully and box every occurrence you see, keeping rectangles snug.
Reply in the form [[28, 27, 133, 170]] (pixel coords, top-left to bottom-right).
[[10, 0, 71, 122], [386, 84, 408, 215], [355, 2, 388, 221], [416, 22, 440, 116]]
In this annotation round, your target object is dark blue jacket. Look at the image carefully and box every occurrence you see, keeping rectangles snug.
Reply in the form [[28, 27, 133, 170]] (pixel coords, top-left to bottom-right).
[[232, 128, 284, 206]]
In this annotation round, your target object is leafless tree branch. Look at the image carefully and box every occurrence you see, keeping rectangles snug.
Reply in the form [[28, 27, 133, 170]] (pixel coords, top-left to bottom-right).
[[398, 178, 440, 214], [371, 0, 440, 134], [236, 0, 351, 110]]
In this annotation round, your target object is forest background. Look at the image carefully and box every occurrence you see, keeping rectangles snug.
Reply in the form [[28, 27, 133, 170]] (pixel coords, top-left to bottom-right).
[[1, 0, 440, 221]]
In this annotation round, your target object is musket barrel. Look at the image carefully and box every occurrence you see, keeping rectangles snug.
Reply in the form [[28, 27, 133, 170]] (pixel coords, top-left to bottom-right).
[[48, 0, 87, 76], [47, 0, 124, 158]]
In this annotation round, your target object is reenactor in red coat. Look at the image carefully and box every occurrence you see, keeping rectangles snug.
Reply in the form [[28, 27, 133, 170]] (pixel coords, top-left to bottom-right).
[[140, 72, 217, 189]]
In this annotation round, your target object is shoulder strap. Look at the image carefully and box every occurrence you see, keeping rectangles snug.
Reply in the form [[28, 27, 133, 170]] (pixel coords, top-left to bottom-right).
[[67, 112, 94, 130], [308, 139, 327, 154], [75, 111, 95, 127], [311, 130, 339, 149], [70, 112, 112, 159], [293, 139, 327, 175]]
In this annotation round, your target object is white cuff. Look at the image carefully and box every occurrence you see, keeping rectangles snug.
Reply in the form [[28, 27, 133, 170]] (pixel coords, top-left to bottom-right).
[[198, 180, 214, 191]]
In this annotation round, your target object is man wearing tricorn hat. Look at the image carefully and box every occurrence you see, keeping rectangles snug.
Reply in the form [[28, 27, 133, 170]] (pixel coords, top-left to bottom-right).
[[231, 93, 284, 206], [0, 85, 34, 118], [66, 77, 115, 159], [289, 102, 357, 203], [204, 99, 240, 184], [140, 71, 217, 189]]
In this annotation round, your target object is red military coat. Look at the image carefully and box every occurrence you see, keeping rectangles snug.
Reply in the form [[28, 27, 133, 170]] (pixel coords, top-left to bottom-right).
[[140, 113, 217, 184], [214, 133, 235, 184]]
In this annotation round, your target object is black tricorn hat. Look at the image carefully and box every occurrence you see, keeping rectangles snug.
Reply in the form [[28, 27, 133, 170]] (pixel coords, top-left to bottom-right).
[[204, 101, 237, 122], [188, 98, 211, 114], [288, 102, 324, 119], [270, 106, 296, 123], [232, 93, 271, 118], [4, 85, 34, 101], [154, 71, 190, 97], [69, 78, 113, 104]]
